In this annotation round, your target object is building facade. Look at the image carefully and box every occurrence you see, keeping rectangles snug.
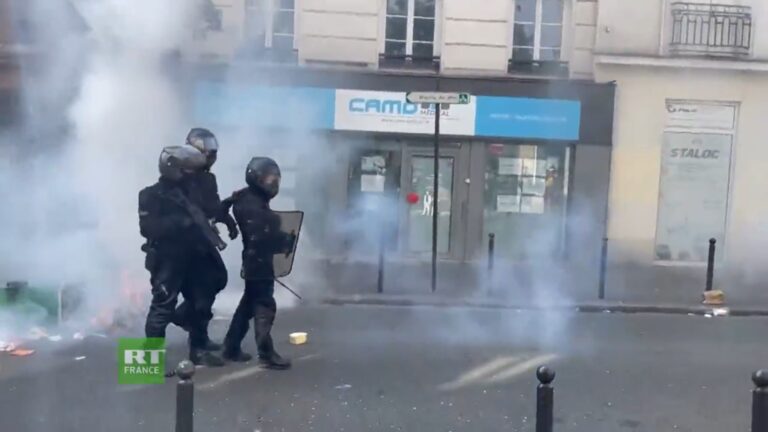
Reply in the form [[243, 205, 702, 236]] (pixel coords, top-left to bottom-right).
[[594, 0, 768, 303], [185, 0, 615, 297]]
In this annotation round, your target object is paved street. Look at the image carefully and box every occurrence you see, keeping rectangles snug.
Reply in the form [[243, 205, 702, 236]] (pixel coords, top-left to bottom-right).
[[0, 303, 765, 432]]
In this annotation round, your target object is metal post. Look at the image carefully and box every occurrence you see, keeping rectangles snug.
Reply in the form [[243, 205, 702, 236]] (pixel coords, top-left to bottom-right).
[[753, 370, 768, 432], [431, 103, 440, 293], [175, 360, 195, 432], [488, 233, 495, 272], [377, 224, 385, 294], [536, 366, 555, 432], [705, 238, 716, 292], [598, 237, 608, 300]]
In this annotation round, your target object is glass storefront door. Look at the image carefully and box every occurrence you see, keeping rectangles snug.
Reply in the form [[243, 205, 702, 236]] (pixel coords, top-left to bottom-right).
[[483, 142, 570, 260], [402, 145, 468, 259]]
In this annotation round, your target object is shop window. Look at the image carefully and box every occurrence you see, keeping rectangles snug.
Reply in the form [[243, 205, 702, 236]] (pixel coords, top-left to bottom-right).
[[346, 149, 402, 255], [382, 0, 440, 69], [510, 0, 567, 75], [483, 143, 569, 260]]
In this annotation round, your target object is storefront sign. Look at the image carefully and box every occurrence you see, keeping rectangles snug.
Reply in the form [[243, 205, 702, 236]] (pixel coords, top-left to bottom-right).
[[195, 82, 583, 141], [334, 89, 476, 136], [475, 97, 581, 140], [195, 82, 336, 129], [655, 132, 732, 262], [665, 101, 736, 130]]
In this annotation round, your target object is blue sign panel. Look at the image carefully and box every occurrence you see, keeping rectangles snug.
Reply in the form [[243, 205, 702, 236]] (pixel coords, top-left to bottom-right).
[[475, 96, 581, 140], [195, 82, 335, 130]]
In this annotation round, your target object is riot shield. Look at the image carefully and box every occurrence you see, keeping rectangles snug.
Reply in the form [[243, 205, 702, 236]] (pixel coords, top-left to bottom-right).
[[273, 210, 304, 278]]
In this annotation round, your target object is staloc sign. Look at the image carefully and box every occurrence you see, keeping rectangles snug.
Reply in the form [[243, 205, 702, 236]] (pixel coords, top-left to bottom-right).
[[669, 148, 721, 159]]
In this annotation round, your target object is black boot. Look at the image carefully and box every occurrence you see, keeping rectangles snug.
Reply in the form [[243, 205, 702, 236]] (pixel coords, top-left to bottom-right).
[[222, 346, 253, 363], [258, 350, 291, 370], [189, 349, 225, 367], [254, 313, 291, 370], [189, 335, 222, 352]]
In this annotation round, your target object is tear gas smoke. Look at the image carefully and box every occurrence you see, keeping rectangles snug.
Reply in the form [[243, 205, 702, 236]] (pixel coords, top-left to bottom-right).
[[0, 0, 200, 340]]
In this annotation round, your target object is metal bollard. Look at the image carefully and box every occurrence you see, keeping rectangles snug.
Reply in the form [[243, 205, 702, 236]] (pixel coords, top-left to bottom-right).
[[536, 366, 555, 432], [705, 238, 716, 292], [488, 233, 495, 272], [598, 237, 608, 300], [175, 360, 196, 432], [377, 229, 385, 294], [753, 370, 768, 432]]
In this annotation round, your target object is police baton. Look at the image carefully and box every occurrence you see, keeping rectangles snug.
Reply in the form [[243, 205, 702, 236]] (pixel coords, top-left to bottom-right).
[[275, 279, 302, 300]]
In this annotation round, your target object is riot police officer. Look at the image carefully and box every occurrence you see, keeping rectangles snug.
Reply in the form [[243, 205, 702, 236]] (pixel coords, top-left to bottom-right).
[[173, 128, 238, 351], [221, 157, 296, 369], [139, 145, 225, 367]]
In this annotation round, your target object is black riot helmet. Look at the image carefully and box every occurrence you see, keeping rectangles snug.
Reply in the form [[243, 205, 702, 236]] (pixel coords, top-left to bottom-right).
[[245, 157, 281, 199], [185, 127, 219, 169], [158, 146, 208, 182]]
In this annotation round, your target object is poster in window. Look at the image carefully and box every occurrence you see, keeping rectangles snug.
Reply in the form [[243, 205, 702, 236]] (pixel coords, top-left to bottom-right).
[[521, 159, 537, 176], [520, 196, 545, 214], [498, 157, 522, 175], [362, 155, 386, 175], [655, 132, 732, 262], [361, 174, 386, 193], [522, 177, 546, 196], [497, 195, 520, 213]]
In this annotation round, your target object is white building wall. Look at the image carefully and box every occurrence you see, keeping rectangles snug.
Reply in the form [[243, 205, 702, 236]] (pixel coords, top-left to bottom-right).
[[299, 0, 380, 66], [596, 0, 768, 60], [440, 0, 509, 73], [596, 65, 768, 269], [186, 0, 594, 78]]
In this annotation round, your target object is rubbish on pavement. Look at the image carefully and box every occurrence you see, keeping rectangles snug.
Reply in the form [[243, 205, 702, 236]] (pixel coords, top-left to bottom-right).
[[712, 307, 729, 317], [72, 332, 85, 340], [10, 348, 35, 357], [335, 384, 352, 390], [74, 356, 86, 361], [289, 332, 308, 345], [48, 335, 62, 342], [0, 342, 16, 352], [29, 327, 49, 340]]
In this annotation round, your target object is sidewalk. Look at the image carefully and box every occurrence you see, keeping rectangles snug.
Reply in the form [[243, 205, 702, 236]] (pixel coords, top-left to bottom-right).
[[310, 292, 768, 317]]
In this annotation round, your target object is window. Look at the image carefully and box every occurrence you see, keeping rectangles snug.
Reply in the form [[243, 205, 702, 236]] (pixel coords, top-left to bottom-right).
[[385, 0, 437, 59], [245, 0, 296, 50], [512, 0, 563, 62]]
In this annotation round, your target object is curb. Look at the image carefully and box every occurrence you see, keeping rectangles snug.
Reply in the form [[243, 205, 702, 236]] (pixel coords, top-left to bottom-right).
[[312, 296, 768, 317]]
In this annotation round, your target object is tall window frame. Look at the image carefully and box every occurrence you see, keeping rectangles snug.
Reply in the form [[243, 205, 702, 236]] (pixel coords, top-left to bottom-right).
[[245, 0, 298, 50], [511, 0, 564, 62], [382, 0, 441, 60]]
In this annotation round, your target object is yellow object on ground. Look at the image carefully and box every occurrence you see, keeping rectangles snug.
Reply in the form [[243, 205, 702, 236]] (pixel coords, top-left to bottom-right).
[[702, 290, 725, 305], [289, 332, 308, 345]]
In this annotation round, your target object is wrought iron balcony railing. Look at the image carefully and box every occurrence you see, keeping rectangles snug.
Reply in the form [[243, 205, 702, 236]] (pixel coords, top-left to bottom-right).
[[670, 2, 752, 57]]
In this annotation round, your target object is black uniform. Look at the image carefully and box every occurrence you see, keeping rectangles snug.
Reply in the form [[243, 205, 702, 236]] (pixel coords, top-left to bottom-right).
[[140, 145, 225, 368], [173, 170, 237, 342], [222, 157, 295, 369], [139, 179, 211, 344]]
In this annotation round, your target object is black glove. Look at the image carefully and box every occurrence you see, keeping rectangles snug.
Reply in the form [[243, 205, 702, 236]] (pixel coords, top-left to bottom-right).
[[227, 223, 239, 240], [283, 232, 297, 256]]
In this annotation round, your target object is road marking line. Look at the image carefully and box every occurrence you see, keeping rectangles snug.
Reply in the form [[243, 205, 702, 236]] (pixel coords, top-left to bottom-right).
[[438, 356, 521, 391], [198, 354, 319, 392], [482, 353, 558, 384]]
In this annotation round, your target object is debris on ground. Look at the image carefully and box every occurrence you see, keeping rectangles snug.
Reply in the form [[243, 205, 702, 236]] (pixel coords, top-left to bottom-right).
[[335, 384, 352, 390], [712, 308, 730, 317], [0, 342, 17, 352], [48, 335, 62, 342], [9, 348, 35, 357], [72, 332, 85, 340], [29, 327, 49, 340], [289, 332, 308, 345], [74, 356, 86, 361]]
